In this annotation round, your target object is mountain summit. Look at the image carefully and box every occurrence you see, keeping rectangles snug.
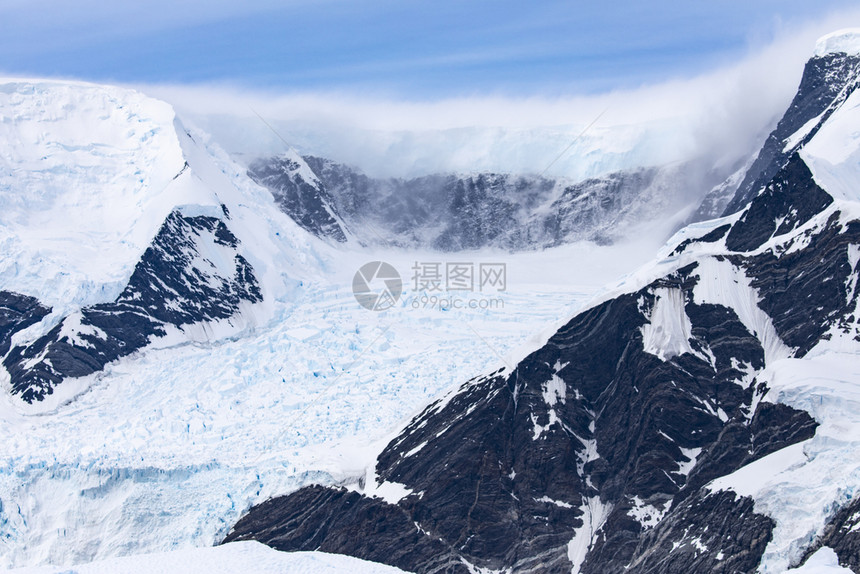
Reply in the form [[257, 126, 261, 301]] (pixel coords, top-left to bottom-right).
[[814, 28, 860, 57], [718, 28, 860, 216], [0, 80, 325, 405]]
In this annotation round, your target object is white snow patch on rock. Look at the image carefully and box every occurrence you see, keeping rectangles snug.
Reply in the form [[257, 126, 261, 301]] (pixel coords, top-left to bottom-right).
[[678, 446, 702, 476], [627, 496, 671, 529], [542, 374, 566, 406], [692, 257, 791, 364], [536, 495, 574, 509], [640, 287, 695, 361], [568, 496, 612, 574]]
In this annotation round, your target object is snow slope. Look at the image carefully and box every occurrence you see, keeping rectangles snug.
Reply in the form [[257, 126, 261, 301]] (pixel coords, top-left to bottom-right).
[[786, 548, 854, 574], [801, 87, 860, 203], [0, 77, 333, 324], [0, 80, 196, 313], [794, 29, 860, 204], [7, 541, 407, 574], [814, 29, 860, 58]]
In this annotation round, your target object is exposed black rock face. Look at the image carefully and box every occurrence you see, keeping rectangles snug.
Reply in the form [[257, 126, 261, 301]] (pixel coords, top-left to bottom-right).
[[4, 211, 262, 403], [0, 291, 51, 357], [116, 212, 262, 325], [722, 52, 860, 216], [599, 490, 775, 574], [725, 154, 833, 252], [225, 485, 470, 574], [247, 155, 348, 243], [255, 155, 714, 251], [680, 394, 819, 500], [223, 260, 818, 573], [735, 213, 860, 357]]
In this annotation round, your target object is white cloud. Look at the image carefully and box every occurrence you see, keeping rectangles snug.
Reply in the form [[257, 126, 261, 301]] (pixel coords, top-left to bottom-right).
[[132, 8, 860, 179]]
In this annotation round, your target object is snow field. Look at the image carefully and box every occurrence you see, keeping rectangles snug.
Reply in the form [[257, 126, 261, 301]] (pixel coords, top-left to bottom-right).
[[7, 540, 408, 574]]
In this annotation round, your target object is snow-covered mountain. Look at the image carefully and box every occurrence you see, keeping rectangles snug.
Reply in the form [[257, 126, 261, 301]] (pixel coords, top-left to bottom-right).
[[4, 27, 860, 574], [0, 77, 669, 571], [224, 30, 860, 574], [0, 79, 335, 407], [695, 30, 860, 220], [248, 151, 724, 251], [246, 151, 350, 244]]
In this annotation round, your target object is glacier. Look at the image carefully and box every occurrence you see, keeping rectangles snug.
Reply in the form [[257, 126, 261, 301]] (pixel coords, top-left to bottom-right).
[[0, 78, 665, 569]]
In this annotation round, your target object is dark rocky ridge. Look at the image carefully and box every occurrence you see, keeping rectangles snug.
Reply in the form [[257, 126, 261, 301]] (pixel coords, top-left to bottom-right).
[[720, 51, 860, 216], [798, 495, 860, 572], [226, 485, 470, 574], [247, 156, 348, 243], [252, 154, 719, 251], [223, 49, 860, 573], [2, 210, 263, 403], [724, 153, 834, 252], [614, 490, 775, 574], [0, 291, 51, 358], [225, 239, 822, 572]]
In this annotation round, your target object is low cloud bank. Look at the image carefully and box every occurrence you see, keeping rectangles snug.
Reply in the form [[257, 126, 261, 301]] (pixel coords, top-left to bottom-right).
[[142, 10, 860, 180]]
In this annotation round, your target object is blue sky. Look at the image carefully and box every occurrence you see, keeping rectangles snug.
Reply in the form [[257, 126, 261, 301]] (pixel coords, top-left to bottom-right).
[[2, 0, 860, 97]]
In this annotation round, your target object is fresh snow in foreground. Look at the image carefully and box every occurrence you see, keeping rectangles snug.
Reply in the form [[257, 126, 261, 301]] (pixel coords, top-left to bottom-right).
[[784, 547, 853, 573], [7, 541, 407, 574]]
